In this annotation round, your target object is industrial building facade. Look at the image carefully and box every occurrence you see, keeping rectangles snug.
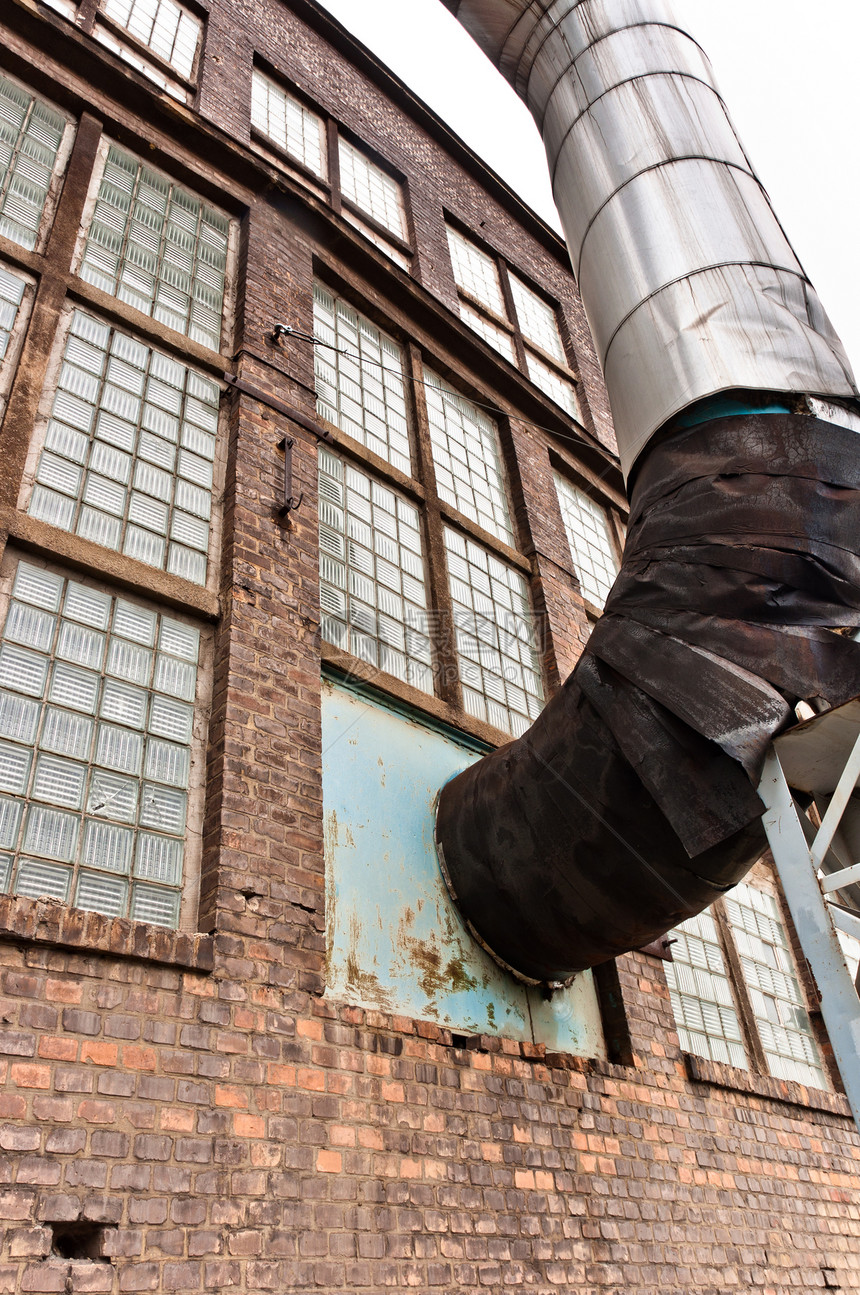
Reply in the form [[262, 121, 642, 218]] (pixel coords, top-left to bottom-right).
[[0, 0, 857, 1291]]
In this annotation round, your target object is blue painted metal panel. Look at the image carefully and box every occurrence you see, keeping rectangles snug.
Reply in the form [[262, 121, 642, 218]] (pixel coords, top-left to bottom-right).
[[322, 676, 605, 1055]]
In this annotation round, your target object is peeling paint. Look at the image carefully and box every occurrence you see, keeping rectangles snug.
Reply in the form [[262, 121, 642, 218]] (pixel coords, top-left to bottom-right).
[[344, 911, 393, 1011], [321, 679, 605, 1054]]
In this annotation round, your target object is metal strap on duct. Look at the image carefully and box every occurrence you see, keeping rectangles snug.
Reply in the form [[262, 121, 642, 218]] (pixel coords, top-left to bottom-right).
[[444, 0, 857, 478]]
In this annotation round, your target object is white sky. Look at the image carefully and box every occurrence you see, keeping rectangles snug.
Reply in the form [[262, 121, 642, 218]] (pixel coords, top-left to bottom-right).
[[315, 0, 860, 373]]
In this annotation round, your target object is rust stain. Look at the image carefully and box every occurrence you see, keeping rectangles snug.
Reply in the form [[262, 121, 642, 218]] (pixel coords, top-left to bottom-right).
[[396, 906, 478, 1002], [324, 808, 355, 851], [324, 839, 337, 982], [323, 808, 337, 859], [344, 911, 393, 1011], [444, 953, 479, 996]]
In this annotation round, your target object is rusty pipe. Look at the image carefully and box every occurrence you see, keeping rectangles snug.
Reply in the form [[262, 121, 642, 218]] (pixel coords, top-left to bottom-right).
[[436, 0, 860, 982]]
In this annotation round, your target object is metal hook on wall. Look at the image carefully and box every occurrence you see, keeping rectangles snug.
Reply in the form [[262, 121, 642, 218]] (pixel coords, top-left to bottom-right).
[[278, 436, 304, 519]]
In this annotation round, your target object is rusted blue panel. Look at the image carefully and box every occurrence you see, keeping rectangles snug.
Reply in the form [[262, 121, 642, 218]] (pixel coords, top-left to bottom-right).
[[322, 676, 605, 1055]]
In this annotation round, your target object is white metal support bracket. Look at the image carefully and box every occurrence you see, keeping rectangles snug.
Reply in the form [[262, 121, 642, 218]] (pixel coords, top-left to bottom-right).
[[758, 745, 860, 1128], [810, 731, 860, 869]]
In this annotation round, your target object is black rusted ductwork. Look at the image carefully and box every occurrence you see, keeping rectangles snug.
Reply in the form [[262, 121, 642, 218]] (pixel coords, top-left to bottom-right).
[[436, 411, 860, 982], [435, 0, 860, 982]]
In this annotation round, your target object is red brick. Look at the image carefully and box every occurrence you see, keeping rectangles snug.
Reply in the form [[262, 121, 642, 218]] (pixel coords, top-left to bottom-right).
[[80, 1042, 118, 1067], [10, 1064, 50, 1090], [76, 1101, 116, 1125], [38, 1036, 78, 1062]]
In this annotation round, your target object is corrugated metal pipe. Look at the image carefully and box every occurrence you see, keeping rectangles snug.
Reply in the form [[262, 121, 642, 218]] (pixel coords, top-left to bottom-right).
[[435, 0, 860, 982]]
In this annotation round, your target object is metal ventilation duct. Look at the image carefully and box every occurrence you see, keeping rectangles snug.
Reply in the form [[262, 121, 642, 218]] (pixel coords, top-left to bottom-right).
[[436, 0, 860, 983], [443, 0, 856, 477]]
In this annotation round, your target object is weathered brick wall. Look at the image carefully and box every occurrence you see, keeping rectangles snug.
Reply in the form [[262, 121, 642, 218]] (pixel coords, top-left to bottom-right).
[[0, 2, 858, 1292], [1, 930, 858, 1293]]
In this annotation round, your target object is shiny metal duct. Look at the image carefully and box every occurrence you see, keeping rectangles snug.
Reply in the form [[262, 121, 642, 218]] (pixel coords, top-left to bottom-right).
[[436, 0, 860, 983], [443, 0, 856, 477]]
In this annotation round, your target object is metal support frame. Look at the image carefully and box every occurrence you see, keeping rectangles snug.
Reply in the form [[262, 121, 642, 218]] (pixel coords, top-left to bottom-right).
[[758, 720, 860, 1128]]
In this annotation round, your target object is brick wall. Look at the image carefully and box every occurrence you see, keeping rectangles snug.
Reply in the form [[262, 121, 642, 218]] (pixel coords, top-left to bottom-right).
[[0, 1, 858, 1292], [1, 925, 858, 1292]]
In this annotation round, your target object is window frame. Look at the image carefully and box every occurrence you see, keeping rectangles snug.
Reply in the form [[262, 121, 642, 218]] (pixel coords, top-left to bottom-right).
[[444, 217, 582, 423], [723, 880, 831, 1089], [0, 260, 37, 423], [312, 281, 413, 476], [666, 881, 835, 1093], [550, 456, 625, 619], [36, 0, 205, 99], [312, 275, 545, 745], [249, 63, 330, 188], [16, 301, 228, 600], [0, 548, 212, 933], [317, 445, 435, 696], [335, 132, 412, 255], [246, 73, 416, 272], [0, 72, 77, 257], [84, 0, 205, 100], [72, 135, 238, 357], [41, 0, 79, 16], [663, 903, 750, 1071]]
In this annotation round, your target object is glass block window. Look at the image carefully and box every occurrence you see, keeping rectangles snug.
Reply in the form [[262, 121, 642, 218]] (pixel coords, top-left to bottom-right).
[[0, 265, 27, 363], [80, 143, 230, 350], [510, 274, 566, 364], [251, 70, 326, 178], [0, 75, 69, 251], [664, 909, 748, 1069], [424, 369, 513, 547], [0, 560, 202, 928], [100, 0, 202, 81], [338, 138, 407, 242], [447, 226, 506, 319], [459, 302, 516, 364], [445, 529, 543, 737], [28, 310, 220, 588], [527, 352, 578, 419], [92, 26, 181, 101], [0, 263, 31, 424], [0, 263, 28, 395], [725, 883, 828, 1089], [318, 449, 432, 693], [554, 474, 619, 610], [313, 283, 411, 475]]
